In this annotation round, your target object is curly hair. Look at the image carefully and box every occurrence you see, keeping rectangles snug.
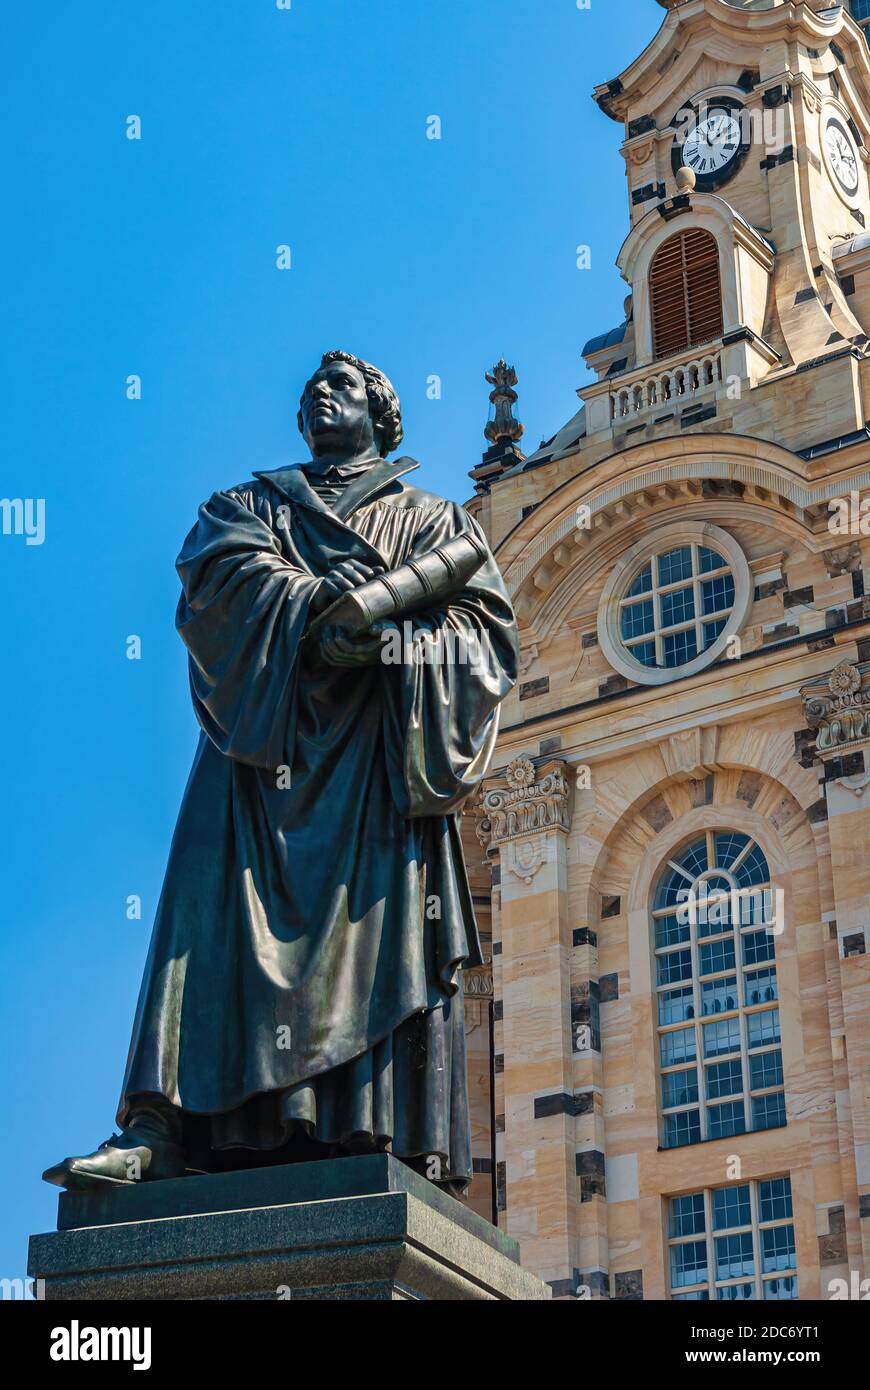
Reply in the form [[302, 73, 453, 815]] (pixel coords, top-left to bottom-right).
[[298, 350, 404, 457]]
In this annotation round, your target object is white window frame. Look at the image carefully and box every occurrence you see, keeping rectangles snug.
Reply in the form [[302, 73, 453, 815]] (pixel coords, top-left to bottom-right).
[[668, 1177, 799, 1301], [598, 522, 752, 686]]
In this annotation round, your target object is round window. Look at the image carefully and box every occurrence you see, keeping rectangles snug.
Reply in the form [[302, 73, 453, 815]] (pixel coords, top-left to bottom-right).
[[598, 523, 752, 686]]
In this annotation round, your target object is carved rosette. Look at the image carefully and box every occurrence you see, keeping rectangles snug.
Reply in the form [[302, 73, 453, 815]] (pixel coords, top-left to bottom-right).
[[474, 756, 574, 851], [803, 662, 870, 755]]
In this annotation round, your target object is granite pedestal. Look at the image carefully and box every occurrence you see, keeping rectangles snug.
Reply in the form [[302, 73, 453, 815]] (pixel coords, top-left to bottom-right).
[[29, 1154, 550, 1301]]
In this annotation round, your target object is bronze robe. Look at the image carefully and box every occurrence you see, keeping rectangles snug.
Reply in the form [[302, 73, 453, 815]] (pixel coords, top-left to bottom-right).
[[118, 456, 518, 1182]]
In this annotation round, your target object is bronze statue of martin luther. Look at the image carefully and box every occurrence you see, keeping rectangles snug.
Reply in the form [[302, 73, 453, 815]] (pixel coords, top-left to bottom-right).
[[44, 351, 518, 1193]]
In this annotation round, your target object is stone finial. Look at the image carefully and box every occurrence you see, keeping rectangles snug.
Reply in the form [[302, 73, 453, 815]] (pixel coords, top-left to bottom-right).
[[803, 661, 870, 754], [474, 757, 574, 850], [675, 165, 697, 193], [485, 360, 525, 446]]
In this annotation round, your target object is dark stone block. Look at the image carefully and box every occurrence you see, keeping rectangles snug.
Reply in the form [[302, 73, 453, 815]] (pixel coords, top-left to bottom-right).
[[701, 479, 744, 499], [737, 771, 762, 807], [793, 729, 818, 768], [599, 973, 619, 1003], [843, 933, 866, 958], [808, 636, 836, 653], [494, 1053, 504, 1075], [689, 775, 713, 807], [853, 570, 866, 598], [495, 1113, 505, 1133], [496, 1161, 506, 1213], [534, 1092, 576, 1120], [825, 607, 848, 630], [614, 1269, 644, 1301], [492, 940, 502, 955], [681, 405, 717, 429], [828, 1205, 846, 1235], [763, 623, 799, 644], [823, 542, 861, 577], [819, 1230, 848, 1266], [582, 631, 599, 649], [807, 798, 828, 824], [575, 1149, 605, 1178], [761, 146, 795, 171], [599, 674, 631, 698], [763, 84, 791, 108], [784, 586, 814, 607], [574, 1091, 595, 1116], [579, 1174, 606, 1201], [824, 752, 866, 781], [548, 1277, 579, 1299], [627, 114, 657, 138], [601, 895, 621, 919], [754, 577, 787, 600], [520, 676, 549, 701], [847, 597, 870, 623], [493, 1000, 503, 1023], [573, 927, 598, 948], [631, 181, 666, 207], [859, 1195, 870, 1219], [472, 1156, 493, 1175], [539, 735, 562, 755], [639, 794, 673, 832]]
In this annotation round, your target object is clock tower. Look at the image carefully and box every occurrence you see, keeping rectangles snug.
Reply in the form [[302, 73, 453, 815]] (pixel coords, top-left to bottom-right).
[[462, 0, 870, 1304]]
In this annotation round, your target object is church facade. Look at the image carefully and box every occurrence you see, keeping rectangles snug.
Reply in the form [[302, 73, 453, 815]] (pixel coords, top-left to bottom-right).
[[460, 0, 870, 1302]]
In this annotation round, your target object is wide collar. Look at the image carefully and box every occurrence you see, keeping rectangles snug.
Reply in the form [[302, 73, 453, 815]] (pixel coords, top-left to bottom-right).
[[253, 456, 420, 522]]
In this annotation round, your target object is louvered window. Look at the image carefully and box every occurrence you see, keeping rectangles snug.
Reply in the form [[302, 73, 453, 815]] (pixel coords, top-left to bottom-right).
[[650, 229, 724, 360]]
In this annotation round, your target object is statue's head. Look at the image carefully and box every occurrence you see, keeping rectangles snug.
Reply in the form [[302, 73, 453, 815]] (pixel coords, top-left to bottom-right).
[[297, 350, 404, 459]]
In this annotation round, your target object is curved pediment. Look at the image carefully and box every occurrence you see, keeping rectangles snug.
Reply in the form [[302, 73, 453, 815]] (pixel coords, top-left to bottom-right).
[[595, 0, 851, 124], [500, 432, 870, 635]]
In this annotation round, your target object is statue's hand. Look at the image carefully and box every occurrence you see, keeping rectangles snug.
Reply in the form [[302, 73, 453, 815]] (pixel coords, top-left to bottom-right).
[[310, 559, 385, 617], [319, 622, 391, 668]]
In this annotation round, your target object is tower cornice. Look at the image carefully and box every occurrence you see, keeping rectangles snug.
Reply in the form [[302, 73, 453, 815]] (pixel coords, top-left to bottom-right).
[[594, 1, 856, 123]]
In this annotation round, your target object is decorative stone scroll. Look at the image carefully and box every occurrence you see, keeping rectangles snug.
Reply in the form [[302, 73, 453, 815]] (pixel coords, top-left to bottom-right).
[[474, 756, 574, 850], [463, 954, 494, 998], [803, 662, 870, 755]]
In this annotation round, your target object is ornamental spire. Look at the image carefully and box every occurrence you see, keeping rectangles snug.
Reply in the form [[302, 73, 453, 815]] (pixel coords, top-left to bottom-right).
[[469, 359, 526, 495], [485, 359, 524, 446]]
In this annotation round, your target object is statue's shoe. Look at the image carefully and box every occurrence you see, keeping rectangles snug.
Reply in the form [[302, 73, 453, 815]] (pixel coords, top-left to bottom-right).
[[42, 1127, 186, 1190]]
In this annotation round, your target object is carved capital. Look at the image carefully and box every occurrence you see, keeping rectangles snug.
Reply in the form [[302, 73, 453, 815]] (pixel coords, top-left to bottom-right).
[[463, 952, 494, 998], [802, 662, 870, 758], [474, 756, 574, 850]]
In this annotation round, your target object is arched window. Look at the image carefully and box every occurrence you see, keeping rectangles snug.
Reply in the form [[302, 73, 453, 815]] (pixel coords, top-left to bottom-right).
[[650, 228, 724, 360], [653, 831, 786, 1148]]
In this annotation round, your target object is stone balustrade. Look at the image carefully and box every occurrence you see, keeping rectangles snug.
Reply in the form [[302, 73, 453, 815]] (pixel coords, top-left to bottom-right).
[[610, 349, 723, 422]]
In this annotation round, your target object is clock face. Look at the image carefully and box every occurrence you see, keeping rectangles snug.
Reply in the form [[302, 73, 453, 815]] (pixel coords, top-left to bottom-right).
[[674, 105, 745, 190], [824, 116, 860, 197]]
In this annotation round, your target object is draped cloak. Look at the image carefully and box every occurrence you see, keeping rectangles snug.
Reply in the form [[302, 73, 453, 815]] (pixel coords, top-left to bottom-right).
[[118, 456, 518, 1183]]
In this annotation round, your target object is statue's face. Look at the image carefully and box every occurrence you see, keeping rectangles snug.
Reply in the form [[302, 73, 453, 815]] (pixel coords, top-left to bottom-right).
[[299, 361, 376, 457]]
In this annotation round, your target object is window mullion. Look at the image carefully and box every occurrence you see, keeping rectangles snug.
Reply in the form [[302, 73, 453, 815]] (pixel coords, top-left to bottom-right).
[[749, 1181, 763, 1301], [704, 1187, 715, 1298], [688, 883, 706, 1140], [736, 904, 752, 1135]]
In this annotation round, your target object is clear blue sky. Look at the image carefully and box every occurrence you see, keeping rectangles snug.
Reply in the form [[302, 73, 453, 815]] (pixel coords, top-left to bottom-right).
[[0, 0, 658, 1278]]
